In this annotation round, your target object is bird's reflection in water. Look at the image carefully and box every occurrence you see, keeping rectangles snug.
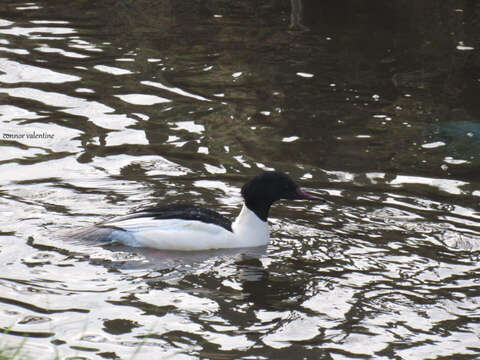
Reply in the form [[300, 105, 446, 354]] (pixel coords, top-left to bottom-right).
[[64, 236, 309, 312], [82, 240, 268, 271]]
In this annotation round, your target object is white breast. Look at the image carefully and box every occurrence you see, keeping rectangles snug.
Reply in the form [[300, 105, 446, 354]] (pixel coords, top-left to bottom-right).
[[231, 204, 270, 247], [102, 203, 270, 251]]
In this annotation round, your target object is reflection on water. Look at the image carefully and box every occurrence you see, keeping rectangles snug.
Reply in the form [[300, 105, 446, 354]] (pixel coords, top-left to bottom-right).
[[1, 0, 480, 359]]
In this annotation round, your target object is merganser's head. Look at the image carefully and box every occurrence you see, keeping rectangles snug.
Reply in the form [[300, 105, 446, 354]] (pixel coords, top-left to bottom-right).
[[241, 171, 324, 221]]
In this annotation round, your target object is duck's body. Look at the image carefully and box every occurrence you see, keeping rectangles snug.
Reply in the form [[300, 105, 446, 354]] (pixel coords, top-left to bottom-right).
[[69, 172, 323, 251]]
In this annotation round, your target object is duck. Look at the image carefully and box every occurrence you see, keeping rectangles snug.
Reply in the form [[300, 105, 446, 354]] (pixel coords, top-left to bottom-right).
[[69, 171, 324, 251]]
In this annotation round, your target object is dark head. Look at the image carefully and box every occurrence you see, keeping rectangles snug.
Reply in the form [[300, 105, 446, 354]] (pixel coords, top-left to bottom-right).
[[241, 171, 324, 221]]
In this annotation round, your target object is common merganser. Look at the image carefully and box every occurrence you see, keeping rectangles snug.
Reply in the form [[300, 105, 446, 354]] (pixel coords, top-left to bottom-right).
[[69, 171, 324, 251]]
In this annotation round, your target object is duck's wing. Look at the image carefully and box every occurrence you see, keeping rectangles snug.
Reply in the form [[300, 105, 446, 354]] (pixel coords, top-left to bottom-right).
[[107, 204, 233, 232], [64, 205, 235, 250]]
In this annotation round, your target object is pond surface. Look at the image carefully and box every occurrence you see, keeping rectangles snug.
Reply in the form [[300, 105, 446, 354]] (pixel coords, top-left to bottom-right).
[[1, 1, 480, 359]]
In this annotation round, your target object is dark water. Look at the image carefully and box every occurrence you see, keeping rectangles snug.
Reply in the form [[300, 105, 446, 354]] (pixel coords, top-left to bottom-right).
[[1, 1, 480, 359]]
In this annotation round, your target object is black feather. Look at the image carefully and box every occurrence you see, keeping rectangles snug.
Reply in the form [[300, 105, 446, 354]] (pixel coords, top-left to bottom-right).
[[119, 204, 233, 232]]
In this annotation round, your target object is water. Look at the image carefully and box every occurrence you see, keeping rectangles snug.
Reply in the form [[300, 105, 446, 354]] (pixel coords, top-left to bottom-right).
[[1, 1, 480, 359]]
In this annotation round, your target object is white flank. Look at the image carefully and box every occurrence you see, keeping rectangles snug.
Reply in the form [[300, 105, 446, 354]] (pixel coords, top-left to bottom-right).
[[102, 203, 270, 251]]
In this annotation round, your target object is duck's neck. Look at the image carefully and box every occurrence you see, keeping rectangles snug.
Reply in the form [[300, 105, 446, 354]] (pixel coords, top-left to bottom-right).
[[231, 203, 270, 247], [243, 198, 272, 222]]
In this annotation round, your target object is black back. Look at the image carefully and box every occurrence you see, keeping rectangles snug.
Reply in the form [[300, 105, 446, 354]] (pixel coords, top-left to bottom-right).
[[122, 204, 233, 232]]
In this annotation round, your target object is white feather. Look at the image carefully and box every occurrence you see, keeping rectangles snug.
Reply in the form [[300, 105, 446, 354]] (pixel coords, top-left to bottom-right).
[[102, 204, 269, 251]]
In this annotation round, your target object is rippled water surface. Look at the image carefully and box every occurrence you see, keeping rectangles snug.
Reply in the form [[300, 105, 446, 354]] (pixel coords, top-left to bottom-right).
[[1, 1, 480, 359]]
